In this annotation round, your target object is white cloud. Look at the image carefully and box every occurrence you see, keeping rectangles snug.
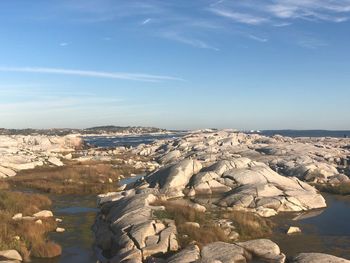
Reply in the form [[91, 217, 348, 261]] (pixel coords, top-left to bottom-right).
[[0, 67, 183, 82], [59, 42, 69, 46]]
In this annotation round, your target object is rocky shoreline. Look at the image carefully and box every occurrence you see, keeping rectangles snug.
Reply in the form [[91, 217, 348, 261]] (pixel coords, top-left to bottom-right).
[[1, 130, 350, 262], [92, 130, 350, 262]]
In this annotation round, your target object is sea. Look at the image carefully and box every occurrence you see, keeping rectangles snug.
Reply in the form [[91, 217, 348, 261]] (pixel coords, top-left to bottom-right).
[[83, 132, 185, 148], [84, 130, 350, 148], [258, 130, 350, 138]]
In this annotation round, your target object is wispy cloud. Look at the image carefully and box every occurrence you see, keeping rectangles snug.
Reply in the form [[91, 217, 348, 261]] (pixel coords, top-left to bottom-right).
[[273, 22, 292, 27], [248, 34, 268, 42], [162, 32, 219, 51], [210, 8, 268, 25], [141, 18, 152, 25], [14, 0, 350, 52], [59, 42, 69, 47], [210, 0, 225, 7], [266, 1, 350, 22], [210, 0, 350, 25], [0, 67, 183, 82], [297, 37, 328, 49]]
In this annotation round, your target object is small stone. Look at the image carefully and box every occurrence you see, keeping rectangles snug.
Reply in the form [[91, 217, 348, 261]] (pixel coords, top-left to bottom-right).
[[12, 213, 22, 220], [108, 178, 113, 183], [48, 156, 64, 166], [187, 188, 196, 197], [56, 227, 65, 233], [287, 226, 302, 234], [184, 222, 200, 228], [190, 203, 206, 213], [0, 250, 23, 261], [64, 153, 72, 159], [33, 210, 53, 218], [228, 231, 240, 240], [55, 218, 63, 223], [35, 219, 43, 225]]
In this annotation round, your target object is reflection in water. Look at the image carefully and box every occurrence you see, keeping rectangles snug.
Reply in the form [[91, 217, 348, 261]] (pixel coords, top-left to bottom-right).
[[271, 194, 350, 259]]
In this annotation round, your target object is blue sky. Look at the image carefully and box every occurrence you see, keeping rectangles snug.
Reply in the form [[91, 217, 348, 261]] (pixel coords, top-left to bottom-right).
[[0, 0, 350, 130]]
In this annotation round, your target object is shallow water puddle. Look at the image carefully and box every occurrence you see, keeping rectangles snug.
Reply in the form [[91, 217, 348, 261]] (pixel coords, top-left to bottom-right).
[[31, 195, 98, 263], [271, 193, 350, 259]]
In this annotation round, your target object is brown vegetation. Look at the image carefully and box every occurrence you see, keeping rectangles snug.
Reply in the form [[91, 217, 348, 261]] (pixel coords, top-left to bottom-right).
[[0, 180, 9, 190], [0, 191, 60, 261], [222, 210, 273, 240], [153, 200, 274, 248], [152, 201, 229, 248], [7, 160, 142, 195]]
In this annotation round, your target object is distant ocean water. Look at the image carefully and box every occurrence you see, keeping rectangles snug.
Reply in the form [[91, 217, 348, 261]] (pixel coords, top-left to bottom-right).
[[84, 132, 185, 148], [84, 130, 350, 148], [258, 130, 350, 138]]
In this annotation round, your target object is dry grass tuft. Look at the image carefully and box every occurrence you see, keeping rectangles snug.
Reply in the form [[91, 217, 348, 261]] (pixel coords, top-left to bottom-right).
[[31, 240, 62, 258], [0, 191, 51, 215], [223, 210, 273, 240], [7, 161, 142, 195], [152, 200, 229, 248], [0, 191, 60, 261], [0, 180, 9, 190]]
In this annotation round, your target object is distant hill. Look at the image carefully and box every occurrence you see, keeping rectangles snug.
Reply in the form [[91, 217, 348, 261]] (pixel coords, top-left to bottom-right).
[[0, 126, 167, 136]]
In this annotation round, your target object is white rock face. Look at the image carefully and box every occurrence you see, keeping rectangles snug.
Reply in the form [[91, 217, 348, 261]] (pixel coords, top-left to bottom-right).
[[92, 130, 350, 263], [94, 189, 179, 263], [0, 166, 16, 177], [0, 134, 83, 177], [237, 239, 286, 262], [200, 242, 246, 263], [145, 159, 202, 198], [166, 245, 200, 263]]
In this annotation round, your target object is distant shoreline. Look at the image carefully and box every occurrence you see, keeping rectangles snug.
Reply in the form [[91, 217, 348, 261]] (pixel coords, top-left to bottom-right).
[[1, 127, 350, 138]]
